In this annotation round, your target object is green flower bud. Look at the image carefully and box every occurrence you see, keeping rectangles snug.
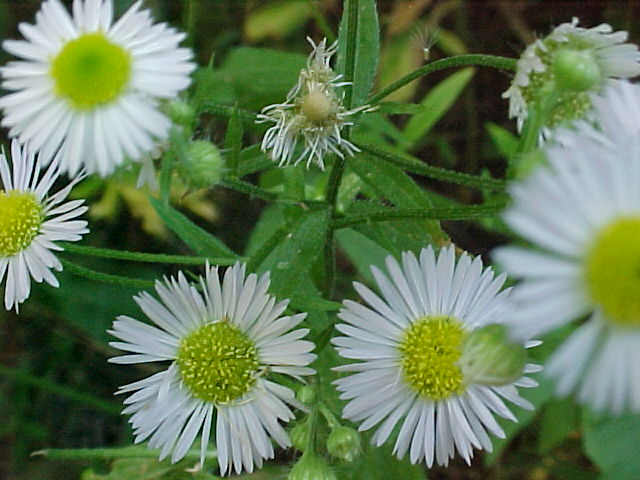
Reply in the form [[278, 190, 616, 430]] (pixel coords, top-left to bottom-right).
[[326, 426, 361, 462], [288, 453, 336, 480], [297, 385, 316, 404], [290, 420, 310, 452], [459, 324, 527, 386], [553, 49, 601, 93], [176, 140, 225, 189], [166, 99, 196, 128]]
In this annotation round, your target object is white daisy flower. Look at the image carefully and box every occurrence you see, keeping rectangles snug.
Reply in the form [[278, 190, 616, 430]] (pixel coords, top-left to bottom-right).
[[494, 85, 640, 413], [503, 17, 640, 131], [257, 37, 372, 169], [332, 246, 539, 467], [0, 0, 195, 177], [109, 263, 316, 475], [0, 139, 88, 311]]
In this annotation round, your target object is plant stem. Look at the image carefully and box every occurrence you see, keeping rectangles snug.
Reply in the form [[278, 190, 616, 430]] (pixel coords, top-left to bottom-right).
[[220, 178, 277, 202], [32, 446, 217, 461], [60, 258, 155, 289], [331, 204, 506, 229], [58, 243, 233, 266], [356, 142, 505, 190], [369, 54, 516, 104]]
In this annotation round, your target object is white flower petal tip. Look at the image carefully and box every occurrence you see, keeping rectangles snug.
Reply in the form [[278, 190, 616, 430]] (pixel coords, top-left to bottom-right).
[[0, 139, 88, 311], [333, 245, 538, 467], [503, 17, 640, 133], [0, 0, 196, 177], [257, 37, 374, 170], [497, 84, 640, 414], [110, 262, 315, 475]]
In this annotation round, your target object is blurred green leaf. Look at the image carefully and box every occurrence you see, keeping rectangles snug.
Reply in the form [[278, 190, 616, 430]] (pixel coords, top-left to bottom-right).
[[81, 458, 220, 480], [402, 68, 475, 149], [538, 397, 580, 453], [584, 410, 640, 480], [244, 1, 311, 42], [337, 0, 380, 107], [486, 122, 519, 159], [149, 197, 239, 259], [335, 228, 390, 284]]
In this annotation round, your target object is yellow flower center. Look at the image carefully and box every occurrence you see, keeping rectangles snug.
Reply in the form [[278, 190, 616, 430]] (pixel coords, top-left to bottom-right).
[[0, 190, 43, 257], [398, 315, 466, 400], [176, 320, 259, 404], [584, 216, 640, 327], [50, 33, 131, 109]]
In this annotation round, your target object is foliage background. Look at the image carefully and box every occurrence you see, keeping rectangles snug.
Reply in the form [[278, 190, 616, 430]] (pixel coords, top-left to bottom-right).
[[0, 1, 639, 479]]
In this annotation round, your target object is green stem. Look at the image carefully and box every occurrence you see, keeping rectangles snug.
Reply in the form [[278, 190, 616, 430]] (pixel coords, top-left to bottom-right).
[[305, 380, 321, 454], [220, 178, 277, 202], [0, 365, 121, 416], [60, 258, 155, 289], [59, 243, 233, 266], [246, 223, 293, 272], [356, 142, 505, 190], [201, 103, 259, 122], [369, 54, 516, 104], [32, 446, 217, 461], [322, 0, 359, 297], [331, 204, 506, 229], [159, 149, 174, 205]]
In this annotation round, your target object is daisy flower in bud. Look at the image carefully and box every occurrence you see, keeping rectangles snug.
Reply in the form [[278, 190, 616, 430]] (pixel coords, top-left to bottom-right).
[[109, 263, 316, 475], [332, 246, 539, 467], [0, 140, 88, 311], [503, 17, 640, 132], [257, 37, 372, 169], [495, 82, 640, 415], [0, 0, 195, 177]]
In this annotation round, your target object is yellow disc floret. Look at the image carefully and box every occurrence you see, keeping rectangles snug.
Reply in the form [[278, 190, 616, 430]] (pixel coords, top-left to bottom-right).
[[0, 190, 43, 257], [300, 89, 334, 124], [176, 320, 259, 404], [51, 33, 131, 109], [398, 315, 466, 400], [585, 216, 640, 327]]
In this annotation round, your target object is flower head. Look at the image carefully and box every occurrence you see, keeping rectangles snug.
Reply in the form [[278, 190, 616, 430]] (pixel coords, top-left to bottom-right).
[[332, 246, 538, 467], [0, 0, 195, 177], [257, 37, 371, 169], [109, 263, 316, 475], [503, 18, 640, 132], [495, 81, 640, 413], [0, 140, 88, 311]]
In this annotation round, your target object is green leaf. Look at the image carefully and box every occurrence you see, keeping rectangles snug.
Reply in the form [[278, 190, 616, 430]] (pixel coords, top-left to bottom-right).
[[486, 122, 519, 159], [243, 0, 311, 42], [402, 68, 475, 149], [81, 457, 221, 480], [584, 410, 640, 480], [337, 0, 380, 107], [348, 152, 448, 247], [336, 228, 390, 284], [336, 434, 427, 480], [224, 107, 243, 176], [195, 48, 306, 111], [149, 197, 239, 260], [538, 397, 580, 453], [257, 208, 329, 307]]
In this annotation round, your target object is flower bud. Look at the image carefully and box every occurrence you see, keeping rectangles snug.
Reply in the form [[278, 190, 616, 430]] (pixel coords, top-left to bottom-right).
[[297, 385, 316, 404], [326, 426, 361, 462], [553, 49, 601, 93], [288, 453, 336, 480], [176, 140, 224, 189], [166, 99, 196, 129], [459, 324, 527, 386], [290, 421, 310, 452]]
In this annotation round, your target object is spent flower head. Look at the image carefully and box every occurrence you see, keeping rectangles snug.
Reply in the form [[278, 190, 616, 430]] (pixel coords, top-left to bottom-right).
[[0, 0, 196, 177], [503, 17, 640, 132], [0, 140, 88, 311], [109, 262, 315, 475], [257, 37, 373, 169], [332, 246, 539, 467]]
